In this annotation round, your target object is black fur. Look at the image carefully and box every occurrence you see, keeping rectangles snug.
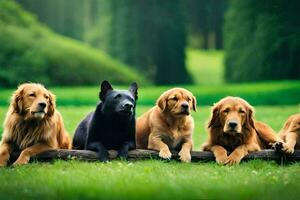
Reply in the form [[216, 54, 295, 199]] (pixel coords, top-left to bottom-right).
[[72, 80, 138, 161]]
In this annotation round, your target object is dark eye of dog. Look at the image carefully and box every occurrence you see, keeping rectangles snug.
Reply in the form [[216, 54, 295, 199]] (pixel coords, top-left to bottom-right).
[[187, 97, 191, 101], [114, 94, 122, 99], [239, 110, 246, 114], [171, 96, 178, 101], [45, 95, 49, 99], [223, 109, 229, 114], [29, 93, 36, 97]]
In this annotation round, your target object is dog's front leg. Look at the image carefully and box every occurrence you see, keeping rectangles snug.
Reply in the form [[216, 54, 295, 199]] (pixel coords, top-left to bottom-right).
[[148, 133, 172, 160], [226, 143, 260, 165], [282, 131, 298, 154], [178, 138, 193, 163], [0, 142, 12, 167], [13, 143, 52, 166], [86, 142, 109, 162], [210, 145, 228, 165], [118, 141, 135, 159]]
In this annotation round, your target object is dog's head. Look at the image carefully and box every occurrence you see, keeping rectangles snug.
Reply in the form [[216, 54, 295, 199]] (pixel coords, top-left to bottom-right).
[[208, 96, 255, 135], [99, 80, 138, 117], [157, 88, 197, 117], [11, 83, 56, 120]]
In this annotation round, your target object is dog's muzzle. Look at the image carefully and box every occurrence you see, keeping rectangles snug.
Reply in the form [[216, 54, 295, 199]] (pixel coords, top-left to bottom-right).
[[119, 103, 134, 115], [180, 103, 190, 115]]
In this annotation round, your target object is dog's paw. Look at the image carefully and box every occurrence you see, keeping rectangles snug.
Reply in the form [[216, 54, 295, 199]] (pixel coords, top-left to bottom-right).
[[12, 156, 30, 166], [225, 154, 242, 166], [118, 151, 128, 160], [178, 150, 191, 163], [272, 141, 295, 154], [159, 148, 172, 160], [99, 157, 109, 162], [215, 154, 228, 165], [281, 143, 295, 154], [0, 160, 7, 167], [271, 141, 283, 151]]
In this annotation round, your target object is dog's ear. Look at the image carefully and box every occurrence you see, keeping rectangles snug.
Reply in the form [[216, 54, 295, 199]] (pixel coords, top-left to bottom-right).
[[157, 91, 169, 112], [192, 96, 197, 112], [11, 86, 24, 114], [208, 103, 221, 128], [99, 80, 113, 101], [47, 91, 56, 117], [245, 104, 255, 129], [129, 82, 138, 100]]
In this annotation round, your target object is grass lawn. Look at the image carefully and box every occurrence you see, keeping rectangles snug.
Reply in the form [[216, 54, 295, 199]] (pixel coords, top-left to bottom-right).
[[0, 104, 299, 200], [186, 48, 224, 85]]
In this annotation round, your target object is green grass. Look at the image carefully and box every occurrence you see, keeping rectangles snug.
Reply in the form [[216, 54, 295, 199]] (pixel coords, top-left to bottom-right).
[[0, 81, 299, 107], [0, 160, 299, 200], [186, 48, 224, 85], [0, 102, 299, 199]]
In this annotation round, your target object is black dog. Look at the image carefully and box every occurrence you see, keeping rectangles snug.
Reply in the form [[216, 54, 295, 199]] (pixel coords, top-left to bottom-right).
[[72, 80, 138, 161]]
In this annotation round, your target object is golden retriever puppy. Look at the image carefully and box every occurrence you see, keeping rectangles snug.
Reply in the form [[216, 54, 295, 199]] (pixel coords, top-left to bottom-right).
[[278, 113, 300, 154], [136, 88, 197, 162], [202, 96, 282, 165], [0, 83, 71, 166]]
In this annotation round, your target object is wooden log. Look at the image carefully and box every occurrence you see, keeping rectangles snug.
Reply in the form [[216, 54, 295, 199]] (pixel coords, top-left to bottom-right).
[[10, 149, 300, 164]]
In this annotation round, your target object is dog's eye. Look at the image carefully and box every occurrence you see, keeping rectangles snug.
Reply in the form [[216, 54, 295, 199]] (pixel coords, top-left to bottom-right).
[[239, 110, 246, 114], [171, 97, 178, 101], [29, 93, 36, 97], [114, 94, 121, 99], [45, 95, 49, 99], [222, 109, 229, 114], [187, 97, 191, 102]]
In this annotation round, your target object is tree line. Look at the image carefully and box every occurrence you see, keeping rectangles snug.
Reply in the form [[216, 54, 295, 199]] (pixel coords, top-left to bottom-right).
[[15, 0, 299, 84]]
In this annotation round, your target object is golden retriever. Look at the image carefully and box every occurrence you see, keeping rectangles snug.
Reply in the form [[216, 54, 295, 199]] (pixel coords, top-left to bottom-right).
[[0, 83, 71, 166], [278, 113, 300, 154], [202, 96, 282, 165], [136, 88, 197, 162]]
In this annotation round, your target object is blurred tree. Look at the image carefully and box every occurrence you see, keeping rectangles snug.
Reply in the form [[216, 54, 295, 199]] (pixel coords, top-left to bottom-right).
[[16, 0, 90, 40], [224, 0, 300, 82], [16, 0, 192, 84], [0, 0, 146, 87], [108, 0, 192, 84], [184, 0, 227, 49]]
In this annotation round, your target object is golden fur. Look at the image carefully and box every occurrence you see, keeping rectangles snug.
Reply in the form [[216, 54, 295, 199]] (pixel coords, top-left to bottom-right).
[[0, 83, 71, 166], [136, 88, 197, 162], [202, 96, 282, 165], [278, 113, 300, 154]]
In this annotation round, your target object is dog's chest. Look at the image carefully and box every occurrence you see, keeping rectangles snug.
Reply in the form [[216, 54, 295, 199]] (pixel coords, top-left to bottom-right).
[[164, 127, 185, 149]]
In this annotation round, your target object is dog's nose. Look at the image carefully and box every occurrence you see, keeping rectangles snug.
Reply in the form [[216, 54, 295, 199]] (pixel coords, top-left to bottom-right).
[[181, 103, 189, 109], [38, 102, 46, 109], [228, 121, 238, 129], [124, 103, 133, 109]]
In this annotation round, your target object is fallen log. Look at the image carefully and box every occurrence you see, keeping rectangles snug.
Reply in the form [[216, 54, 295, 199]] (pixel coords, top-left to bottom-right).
[[10, 149, 300, 164]]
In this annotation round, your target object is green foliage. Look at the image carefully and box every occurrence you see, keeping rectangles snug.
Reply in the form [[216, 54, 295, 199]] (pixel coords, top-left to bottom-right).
[[224, 0, 300, 82], [185, 0, 227, 49], [0, 0, 147, 87], [16, 0, 89, 40], [107, 0, 192, 85]]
